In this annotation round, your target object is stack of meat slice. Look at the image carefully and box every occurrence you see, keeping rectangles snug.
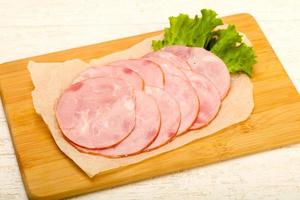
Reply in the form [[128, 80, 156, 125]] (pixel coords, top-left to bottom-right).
[[55, 45, 230, 158]]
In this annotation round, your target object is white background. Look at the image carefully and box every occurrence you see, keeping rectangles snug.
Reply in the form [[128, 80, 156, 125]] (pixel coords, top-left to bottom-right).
[[0, 0, 300, 199]]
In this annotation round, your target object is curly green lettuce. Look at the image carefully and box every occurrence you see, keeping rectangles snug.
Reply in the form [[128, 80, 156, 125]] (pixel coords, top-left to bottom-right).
[[152, 9, 256, 76], [152, 9, 223, 50], [210, 25, 256, 76]]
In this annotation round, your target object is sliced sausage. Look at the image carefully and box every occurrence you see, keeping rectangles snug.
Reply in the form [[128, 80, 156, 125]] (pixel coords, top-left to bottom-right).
[[73, 65, 144, 90], [146, 50, 191, 70], [143, 51, 188, 80], [184, 71, 221, 129], [108, 59, 164, 88], [144, 86, 181, 151], [150, 51, 222, 129], [162, 45, 230, 99], [164, 74, 199, 135], [74, 91, 160, 157], [56, 77, 135, 149]]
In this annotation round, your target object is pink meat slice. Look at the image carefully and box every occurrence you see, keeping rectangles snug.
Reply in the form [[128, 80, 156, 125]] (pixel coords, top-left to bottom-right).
[[74, 91, 161, 157], [148, 50, 191, 70], [164, 74, 199, 135], [143, 51, 188, 80], [149, 51, 222, 129], [144, 86, 181, 151], [184, 70, 221, 129], [56, 77, 135, 149], [109, 59, 164, 88], [72, 65, 144, 90], [162, 45, 230, 99]]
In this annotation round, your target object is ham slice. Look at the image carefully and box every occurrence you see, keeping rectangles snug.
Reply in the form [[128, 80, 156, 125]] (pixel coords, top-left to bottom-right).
[[143, 51, 188, 80], [56, 77, 136, 149], [144, 86, 181, 150], [146, 51, 191, 70], [184, 71, 221, 129], [162, 45, 230, 99], [142, 53, 199, 134], [75, 91, 160, 157], [108, 59, 164, 88], [73, 65, 144, 90], [164, 74, 199, 135], [150, 50, 222, 129]]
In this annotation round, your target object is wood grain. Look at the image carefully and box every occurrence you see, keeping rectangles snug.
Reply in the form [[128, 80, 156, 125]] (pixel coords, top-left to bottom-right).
[[0, 13, 299, 200]]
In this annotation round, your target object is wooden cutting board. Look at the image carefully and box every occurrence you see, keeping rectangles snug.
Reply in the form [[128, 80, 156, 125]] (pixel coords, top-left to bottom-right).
[[0, 13, 299, 200]]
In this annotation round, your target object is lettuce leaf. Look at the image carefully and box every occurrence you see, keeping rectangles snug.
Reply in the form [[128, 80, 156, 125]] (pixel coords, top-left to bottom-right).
[[210, 25, 256, 76], [210, 25, 242, 54], [152, 9, 223, 50], [152, 9, 256, 76], [215, 43, 256, 76]]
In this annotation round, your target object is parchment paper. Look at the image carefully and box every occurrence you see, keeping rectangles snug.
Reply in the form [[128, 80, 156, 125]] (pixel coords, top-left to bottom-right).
[[28, 35, 254, 177]]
